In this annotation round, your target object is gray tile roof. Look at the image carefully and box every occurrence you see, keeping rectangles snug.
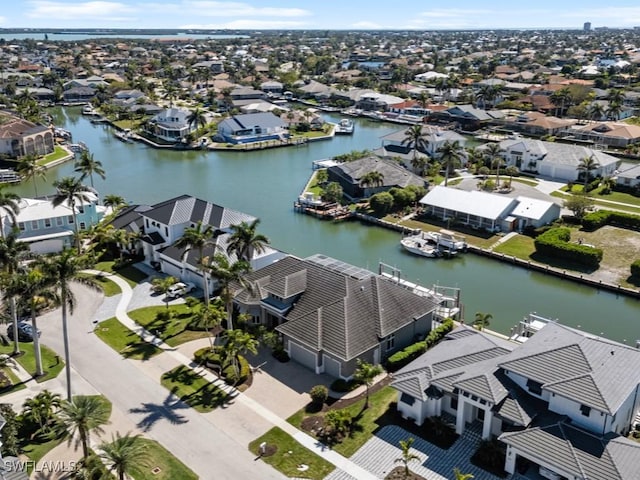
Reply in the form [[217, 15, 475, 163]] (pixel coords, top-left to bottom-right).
[[499, 138, 620, 168], [500, 419, 640, 480], [235, 255, 439, 361], [328, 156, 426, 189]]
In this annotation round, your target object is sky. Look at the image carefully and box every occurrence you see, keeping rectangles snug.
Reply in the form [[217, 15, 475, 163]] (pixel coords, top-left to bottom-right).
[[3, 1, 640, 31]]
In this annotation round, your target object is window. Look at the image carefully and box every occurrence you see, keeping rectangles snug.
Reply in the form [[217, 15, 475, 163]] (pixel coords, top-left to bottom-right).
[[400, 393, 415, 406], [56, 217, 64, 226], [165, 227, 168, 236], [385, 333, 395, 352], [80, 222, 86, 230], [44, 218, 52, 228], [77, 205, 84, 214], [31, 220, 39, 229], [18, 222, 25, 231], [526, 379, 543, 395], [477, 409, 485, 421], [580, 404, 591, 417], [450, 397, 458, 410], [68, 216, 74, 224]]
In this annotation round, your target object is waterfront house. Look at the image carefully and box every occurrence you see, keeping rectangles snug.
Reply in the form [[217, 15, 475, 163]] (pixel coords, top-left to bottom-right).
[[233, 254, 441, 378], [419, 186, 560, 232], [436, 104, 504, 130], [6, 194, 106, 254], [216, 112, 288, 144], [501, 111, 577, 138], [62, 86, 96, 103], [615, 162, 640, 189], [498, 138, 619, 182], [0, 111, 55, 158], [568, 121, 640, 148], [148, 107, 196, 143], [327, 156, 427, 200], [379, 125, 467, 164], [391, 322, 640, 479]]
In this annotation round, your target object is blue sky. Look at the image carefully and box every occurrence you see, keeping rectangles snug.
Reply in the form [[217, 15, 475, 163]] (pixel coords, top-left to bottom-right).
[[5, 1, 640, 30]]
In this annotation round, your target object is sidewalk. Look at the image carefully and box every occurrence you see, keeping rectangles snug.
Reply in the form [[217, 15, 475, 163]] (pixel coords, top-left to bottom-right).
[[84, 270, 380, 480]]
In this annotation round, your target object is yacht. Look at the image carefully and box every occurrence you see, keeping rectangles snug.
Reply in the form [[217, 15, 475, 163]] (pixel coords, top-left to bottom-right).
[[334, 118, 355, 135], [426, 229, 467, 252], [400, 232, 442, 258]]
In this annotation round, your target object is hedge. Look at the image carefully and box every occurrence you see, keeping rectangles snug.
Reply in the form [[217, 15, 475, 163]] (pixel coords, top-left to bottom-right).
[[582, 210, 640, 232], [193, 347, 250, 385], [386, 318, 454, 372], [534, 227, 602, 268], [632, 260, 640, 278]]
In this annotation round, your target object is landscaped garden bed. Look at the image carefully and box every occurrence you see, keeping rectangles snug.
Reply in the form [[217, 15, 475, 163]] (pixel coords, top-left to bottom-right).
[[160, 365, 231, 412]]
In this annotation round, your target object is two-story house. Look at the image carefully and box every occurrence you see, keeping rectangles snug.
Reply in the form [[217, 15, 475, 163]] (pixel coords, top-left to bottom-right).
[[0, 111, 55, 158], [216, 113, 288, 144], [391, 322, 640, 479], [148, 108, 196, 143], [5, 194, 106, 254]]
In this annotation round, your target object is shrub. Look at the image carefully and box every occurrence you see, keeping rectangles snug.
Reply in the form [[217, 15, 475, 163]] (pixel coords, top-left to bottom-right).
[[330, 378, 361, 392], [582, 210, 640, 232], [309, 385, 329, 406], [631, 260, 640, 278], [386, 318, 454, 372], [534, 227, 602, 268], [369, 191, 395, 215]]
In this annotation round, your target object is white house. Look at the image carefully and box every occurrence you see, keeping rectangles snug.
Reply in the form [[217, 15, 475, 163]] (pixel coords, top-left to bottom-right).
[[616, 162, 640, 189], [391, 322, 640, 479], [149, 107, 196, 143], [498, 138, 619, 182], [216, 112, 288, 144]]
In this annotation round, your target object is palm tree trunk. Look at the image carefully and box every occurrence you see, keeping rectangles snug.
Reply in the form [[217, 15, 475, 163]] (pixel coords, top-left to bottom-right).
[[444, 167, 450, 187], [10, 297, 20, 356], [61, 300, 72, 401], [33, 178, 38, 197], [226, 297, 233, 331], [72, 210, 81, 254], [31, 311, 44, 377], [80, 430, 89, 460]]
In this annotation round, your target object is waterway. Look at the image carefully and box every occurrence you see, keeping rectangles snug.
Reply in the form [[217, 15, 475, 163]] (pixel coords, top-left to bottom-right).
[[10, 107, 640, 343]]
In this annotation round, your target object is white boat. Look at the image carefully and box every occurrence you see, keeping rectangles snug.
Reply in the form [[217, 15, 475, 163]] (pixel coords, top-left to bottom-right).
[[400, 233, 442, 258], [335, 118, 355, 135], [426, 229, 467, 251], [114, 129, 134, 143], [82, 105, 99, 116]]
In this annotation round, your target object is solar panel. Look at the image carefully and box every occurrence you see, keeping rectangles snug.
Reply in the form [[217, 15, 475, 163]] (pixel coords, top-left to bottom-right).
[[305, 254, 373, 280]]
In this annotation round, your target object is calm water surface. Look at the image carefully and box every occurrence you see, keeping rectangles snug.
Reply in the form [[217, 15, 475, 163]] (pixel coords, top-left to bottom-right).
[[11, 107, 640, 342]]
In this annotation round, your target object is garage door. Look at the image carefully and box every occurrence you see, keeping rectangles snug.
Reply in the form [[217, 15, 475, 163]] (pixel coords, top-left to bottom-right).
[[30, 238, 64, 254], [323, 355, 341, 378], [289, 342, 317, 372], [161, 261, 182, 279]]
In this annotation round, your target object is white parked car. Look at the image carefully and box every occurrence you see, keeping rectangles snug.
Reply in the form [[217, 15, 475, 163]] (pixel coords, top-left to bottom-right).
[[166, 282, 196, 298]]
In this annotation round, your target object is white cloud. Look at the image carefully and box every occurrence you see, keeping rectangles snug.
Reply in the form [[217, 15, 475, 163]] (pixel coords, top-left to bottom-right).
[[181, 19, 307, 29], [555, 7, 640, 25], [26, 1, 136, 20], [183, 1, 311, 18], [350, 21, 383, 29]]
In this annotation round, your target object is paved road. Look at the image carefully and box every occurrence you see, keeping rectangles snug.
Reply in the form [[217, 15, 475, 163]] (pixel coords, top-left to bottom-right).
[[37, 283, 284, 480]]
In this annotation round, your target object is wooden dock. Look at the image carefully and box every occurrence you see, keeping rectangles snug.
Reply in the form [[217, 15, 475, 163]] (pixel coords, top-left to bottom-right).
[[293, 201, 352, 221]]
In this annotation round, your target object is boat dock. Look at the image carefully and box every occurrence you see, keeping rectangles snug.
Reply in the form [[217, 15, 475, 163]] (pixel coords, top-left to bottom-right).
[[293, 200, 352, 220]]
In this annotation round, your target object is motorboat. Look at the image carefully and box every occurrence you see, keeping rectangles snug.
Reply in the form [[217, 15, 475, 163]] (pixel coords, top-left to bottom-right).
[[114, 129, 134, 143], [425, 229, 467, 251], [400, 233, 442, 258], [335, 118, 355, 134]]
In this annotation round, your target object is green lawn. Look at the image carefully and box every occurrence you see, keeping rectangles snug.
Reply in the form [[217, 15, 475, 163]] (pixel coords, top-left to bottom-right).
[[493, 234, 536, 259], [0, 366, 26, 396], [79, 272, 121, 297], [128, 304, 209, 347], [249, 427, 335, 480], [130, 438, 198, 480], [551, 191, 640, 215], [287, 386, 398, 458], [94, 317, 162, 360], [0, 344, 64, 382], [160, 365, 230, 412], [511, 177, 539, 187], [94, 260, 148, 288], [21, 436, 65, 469], [40, 146, 70, 165]]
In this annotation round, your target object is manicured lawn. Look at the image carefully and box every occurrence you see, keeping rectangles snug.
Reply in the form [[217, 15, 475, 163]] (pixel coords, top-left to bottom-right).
[[0, 344, 64, 383], [128, 304, 209, 347], [0, 366, 26, 396], [591, 187, 640, 207], [94, 317, 161, 360], [287, 386, 398, 458], [551, 191, 640, 215], [21, 436, 65, 468], [160, 365, 230, 412], [493, 234, 536, 259], [40, 146, 70, 165], [79, 272, 121, 296], [129, 438, 198, 480], [94, 260, 148, 287], [511, 177, 539, 187], [249, 427, 335, 480]]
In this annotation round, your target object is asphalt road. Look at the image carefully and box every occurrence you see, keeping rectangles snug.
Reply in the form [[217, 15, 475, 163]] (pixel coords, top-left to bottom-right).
[[38, 283, 283, 480]]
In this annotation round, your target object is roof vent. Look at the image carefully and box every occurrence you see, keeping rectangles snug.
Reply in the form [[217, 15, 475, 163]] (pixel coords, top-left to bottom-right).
[[360, 286, 365, 291]]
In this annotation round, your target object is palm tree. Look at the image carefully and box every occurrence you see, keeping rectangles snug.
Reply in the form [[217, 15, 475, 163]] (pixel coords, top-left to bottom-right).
[[410, 155, 427, 176], [74, 150, 106, 189], [22, 390, 62, 436], [586, 102, 605, 122], [222, 328, 259, 381], [191, 302, 224, 349], [475, 84, 497, 109], [226, 219, 270, 263], [40, 250, 97, 401], [608, 88, 625, 106], [359, 171, 385, 191], [0, 229, 31, 355], [99, 432, 150, 480], [151, 276, 177, 309], [206, 253, 251, 331], [353, 359, 383, 409], [473, 312, 493, 331], [606, 102, 623, 121], [505, 165, 519, 189], [16, 155, 46, 197], [0, 185, 20, 238], [437, 140, 465, 186], [186, 107, 207, 132], [577, 155, 600, 189], [484, 143, 504, 188], [394, 437, 420, 478], [102, 194, 125, 210], [51, 177, 94, 254], [401, 124, 428, 162], [453, 467, 474, 480], [56, 395, 110, 460], [174, 221, 219, 305]]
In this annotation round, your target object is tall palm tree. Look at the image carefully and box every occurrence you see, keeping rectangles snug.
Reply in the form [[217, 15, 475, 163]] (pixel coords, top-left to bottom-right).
[[437, 140, 465, 186], [51, 177, 94, 254], [577, 155, 600, 189], [99, 432, 150, 480], [174, 221, 219, 305], [608, 88, 625, 106], [353, 359, 383, 409], [222, 328, 259, 381], [586, 102, 605, 122], [16, 155, 46, 197], [191, 302, 225, 349], [102, 194, 125, 210], [606, 102, 623, 121], [0, 229, 31, 355], [0, 185, 20, 238], [186, 107, 207, 132], [226, 219, 270, 263], [74, 150, 106, 189], [473, 312, 493, 331], [56, 395, 110, 461], [394, 437, 420, 478], [40, 250, 97, 401], [206, 253, 251, 331], [401, 124, 428, 162], [484, 143, 504, 187]]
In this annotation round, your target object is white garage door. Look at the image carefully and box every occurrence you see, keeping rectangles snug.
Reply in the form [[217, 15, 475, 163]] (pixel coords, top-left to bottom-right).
[[161, 261, 182, 279], [323, 355, 341, 378], [29, 238, 64, 254], [289, 342, 317, 372]]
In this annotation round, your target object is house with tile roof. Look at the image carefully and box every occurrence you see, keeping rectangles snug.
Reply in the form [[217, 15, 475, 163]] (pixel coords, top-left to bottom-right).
[[569, 121, 640, 148], [0, 111, 55, 158], [615, 162, 640, 189], [391, 322, 640, 479], [232, 253, 442, 378], [216, 112, 288, 144], [379, 125, 467, 162]]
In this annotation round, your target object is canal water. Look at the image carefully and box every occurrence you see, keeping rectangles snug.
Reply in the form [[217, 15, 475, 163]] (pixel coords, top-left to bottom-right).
[[11, 107, 640, 343]]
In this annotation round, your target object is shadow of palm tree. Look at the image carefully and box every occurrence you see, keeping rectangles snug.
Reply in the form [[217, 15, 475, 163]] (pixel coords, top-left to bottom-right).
[[121, 340, 160, 361], [129, 392, 190, 432]]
